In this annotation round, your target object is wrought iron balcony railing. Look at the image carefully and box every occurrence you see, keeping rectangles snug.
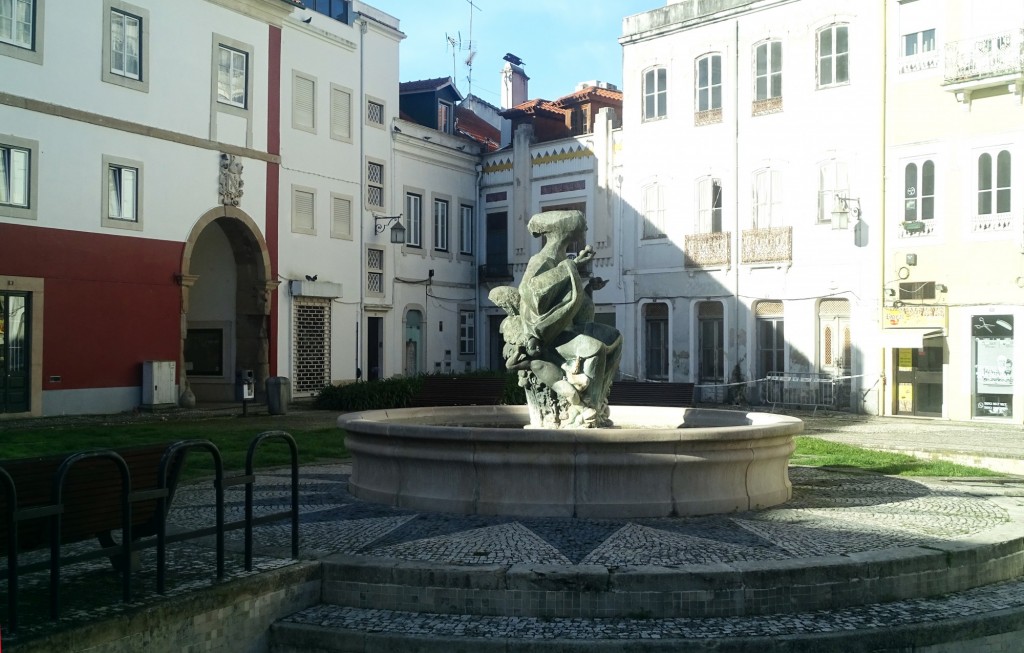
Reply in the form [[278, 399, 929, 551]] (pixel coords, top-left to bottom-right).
[[478, 263, 514, 282], [741, 226, 792, 264], [684, 231, 731, 268], [943, 29, 1024, 86]]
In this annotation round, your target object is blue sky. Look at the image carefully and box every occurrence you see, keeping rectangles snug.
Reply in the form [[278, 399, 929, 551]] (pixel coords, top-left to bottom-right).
[[367, 0, 660, 105]]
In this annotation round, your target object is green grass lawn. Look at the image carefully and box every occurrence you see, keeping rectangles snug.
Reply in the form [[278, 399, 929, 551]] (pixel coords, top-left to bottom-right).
[[0, 414, 346, 481], [793, 435, 1004, 477]]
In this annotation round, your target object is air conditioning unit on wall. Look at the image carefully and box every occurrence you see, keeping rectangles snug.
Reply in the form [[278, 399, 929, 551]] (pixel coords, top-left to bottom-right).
[[142, 360, 177, 408]]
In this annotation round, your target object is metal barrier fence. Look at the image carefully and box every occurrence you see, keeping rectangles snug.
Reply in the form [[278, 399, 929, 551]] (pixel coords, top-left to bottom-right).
[[696, 374, 852, 412]]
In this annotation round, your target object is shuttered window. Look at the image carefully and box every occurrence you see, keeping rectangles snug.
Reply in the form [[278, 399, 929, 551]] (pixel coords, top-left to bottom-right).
[[330, 84, 352, 141], [292, 72, 316, 133], [331, 194, 352, 239], [292, 187, 315, 234]]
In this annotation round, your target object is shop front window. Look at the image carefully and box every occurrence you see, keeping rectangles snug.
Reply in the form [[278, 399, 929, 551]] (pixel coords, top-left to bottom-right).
[[973, 315, 1013, 418]]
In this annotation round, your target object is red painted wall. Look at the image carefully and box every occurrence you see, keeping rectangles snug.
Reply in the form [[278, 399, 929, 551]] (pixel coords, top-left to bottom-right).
[[0, 223, 183, 390], [267, 24, 281, 376]]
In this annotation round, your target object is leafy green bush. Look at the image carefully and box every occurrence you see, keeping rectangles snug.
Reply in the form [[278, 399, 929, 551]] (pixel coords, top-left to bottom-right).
[[312, 376, 421, 412]]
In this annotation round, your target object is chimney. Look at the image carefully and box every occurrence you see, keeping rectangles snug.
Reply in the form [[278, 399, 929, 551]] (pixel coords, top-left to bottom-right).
[[501, 59, 529, 109]]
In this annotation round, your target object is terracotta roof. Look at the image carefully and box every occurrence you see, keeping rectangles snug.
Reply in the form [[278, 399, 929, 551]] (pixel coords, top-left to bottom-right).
[[455, 105, 500, 152], [553, 85, 624, 107], [500, 99, 568, 119]]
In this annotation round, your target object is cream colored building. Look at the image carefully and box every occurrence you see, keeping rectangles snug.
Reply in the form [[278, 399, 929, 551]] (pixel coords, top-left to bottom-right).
[[883, 0, 1024, 422]]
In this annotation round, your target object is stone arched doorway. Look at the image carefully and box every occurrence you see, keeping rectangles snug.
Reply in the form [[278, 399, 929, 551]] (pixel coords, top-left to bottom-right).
[[178, 206, 275, 404]]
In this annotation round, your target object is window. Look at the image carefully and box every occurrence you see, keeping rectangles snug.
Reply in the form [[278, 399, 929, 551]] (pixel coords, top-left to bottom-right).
[[818, 159, 849, 224], [330, 193, 352, 239], [438, 101, 453, 133], [642, 183, 665, 239], [107, 165, 137, 221], [366, 247, 383, 295], [292, 71, 316, 133], [903, 29, 935, 57], [0, 142, 30, 210], [978, 150, 1011, 216], [460, 204, 474, 255], [217, 44, 247, 108], [459, 309, 475, 355], [696, 54, 721, 112], [697, 177, 722, 233], [405, 192, 422, 247], [1, 0, 44, 64], [101, 155, 142, 231], [366, 97, 384, 127], [899, 281, 936, 301], [365, 159, 384, 209], [102, 2, 147, 90], [643, 302, 669, 381], [904, 160, 934, 224], [642, 66, 667, 121], [753, 168, 782, 229], [291, 185, 315, 235], [754, 40, 782, 101], [330, 84, 352, 142], [301, 0, 349, 24], [434, 198, 449, 251], [817, 25, 849, 87], [755, 301, 784, 379]]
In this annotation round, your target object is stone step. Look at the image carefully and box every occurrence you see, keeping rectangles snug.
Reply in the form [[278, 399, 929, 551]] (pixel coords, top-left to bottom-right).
[[269, 577, 1024, 652]]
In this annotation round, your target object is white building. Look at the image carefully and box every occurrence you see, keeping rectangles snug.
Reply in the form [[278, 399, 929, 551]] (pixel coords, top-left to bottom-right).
[[619, 0, 885, 412]]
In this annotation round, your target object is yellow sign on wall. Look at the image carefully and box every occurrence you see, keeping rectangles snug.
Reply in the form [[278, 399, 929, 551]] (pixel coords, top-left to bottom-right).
[[898, 349, 913, 370]]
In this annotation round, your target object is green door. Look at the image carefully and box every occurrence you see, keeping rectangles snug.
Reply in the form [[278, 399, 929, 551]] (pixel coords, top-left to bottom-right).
[[0, 292, 30, 413]]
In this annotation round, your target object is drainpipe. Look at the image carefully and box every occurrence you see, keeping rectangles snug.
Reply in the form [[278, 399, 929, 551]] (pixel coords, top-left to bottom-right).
[[878, 4, 888, 416], [474, 161, 483, 370], [733, 19, 742, 389], [355, 15, 368, 380]]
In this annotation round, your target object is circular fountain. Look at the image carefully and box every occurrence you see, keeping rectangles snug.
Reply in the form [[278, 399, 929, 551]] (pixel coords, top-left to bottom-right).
[[338, 405, 802, 518]]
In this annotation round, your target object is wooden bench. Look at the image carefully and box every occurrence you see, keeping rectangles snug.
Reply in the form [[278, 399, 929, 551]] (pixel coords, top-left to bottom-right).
[[410, 376, 508, 407], [607, 381, 695, 407], [0, 442, 187, 557]]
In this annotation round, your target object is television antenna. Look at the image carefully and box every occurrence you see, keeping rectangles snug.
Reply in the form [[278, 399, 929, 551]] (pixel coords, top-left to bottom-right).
[[443, 0, 481, 96]]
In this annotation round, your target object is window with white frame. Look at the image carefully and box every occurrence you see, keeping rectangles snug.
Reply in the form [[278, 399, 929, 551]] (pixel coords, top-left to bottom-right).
[[903, 159, 935, 224], [754, 40, 782, 101], [459, 204, 473, 255], [330, 84, 352, 142], [977, 150, 1011, 230], [697, 176, 723, 233], [434, 198, 449, 251], [818, 159, 849, 224], [366, 246, 383, 295], [291, 186, 315, 235], [292, 71, 316, 133], [817, 24, 849, 87], [365, 159, 384, 209], [459, 309, 475, 355], [217, 43, 247, 108], [903, 29, 935, 57], [438, 101, 453, 133], [0, 142, 30, 210], [366, 98, 384, 127], [330, 193, 352, 240], [102, 1, 146, 91], [753, 168, 782, 229], [898, 0, 938, 74], [1, 0, 42, 63], [756, 301, 785, 379], [102, 155, 143, 230], [696, 54, 721, 113], [405, 192, 422, 247], [0, 135, 36, 220], [642, 182, 665, 239], [642, 66, 667, 121]]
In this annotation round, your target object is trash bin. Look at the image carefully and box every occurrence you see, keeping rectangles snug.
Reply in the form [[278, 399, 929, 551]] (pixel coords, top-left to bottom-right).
[[267, 376, 291, 415]]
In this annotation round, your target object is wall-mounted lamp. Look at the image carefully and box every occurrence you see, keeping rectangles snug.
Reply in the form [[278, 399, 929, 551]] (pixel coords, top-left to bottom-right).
[[936, 283, 948, 293], [906, 253, 918, 266], [831, 196, 861, 230], [374, 214, 406, 244]]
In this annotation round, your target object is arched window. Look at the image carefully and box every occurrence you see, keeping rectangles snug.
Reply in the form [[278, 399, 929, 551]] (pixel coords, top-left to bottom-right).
[[817, 24, 849, 87], [695, 54, 721, 112]]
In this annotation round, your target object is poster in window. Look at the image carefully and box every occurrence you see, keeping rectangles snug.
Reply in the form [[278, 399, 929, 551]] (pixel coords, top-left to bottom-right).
[[972, 315, 1013, 417]]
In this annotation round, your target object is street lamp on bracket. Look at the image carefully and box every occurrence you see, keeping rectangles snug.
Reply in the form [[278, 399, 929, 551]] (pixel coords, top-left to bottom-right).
[[374, 214, 406, 244]]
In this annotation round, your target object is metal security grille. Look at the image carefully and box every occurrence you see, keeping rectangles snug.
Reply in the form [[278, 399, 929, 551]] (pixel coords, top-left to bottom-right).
[[366, 100, 384, 125], [754, 300, 783, 317], [293, 298, 331, 394], [819, 298, 850, 316], [366, 247, 383, 294]]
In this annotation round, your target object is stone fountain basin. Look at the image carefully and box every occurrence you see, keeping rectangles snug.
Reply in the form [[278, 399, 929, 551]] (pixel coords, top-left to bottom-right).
[[337, 405, 803, 519]]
